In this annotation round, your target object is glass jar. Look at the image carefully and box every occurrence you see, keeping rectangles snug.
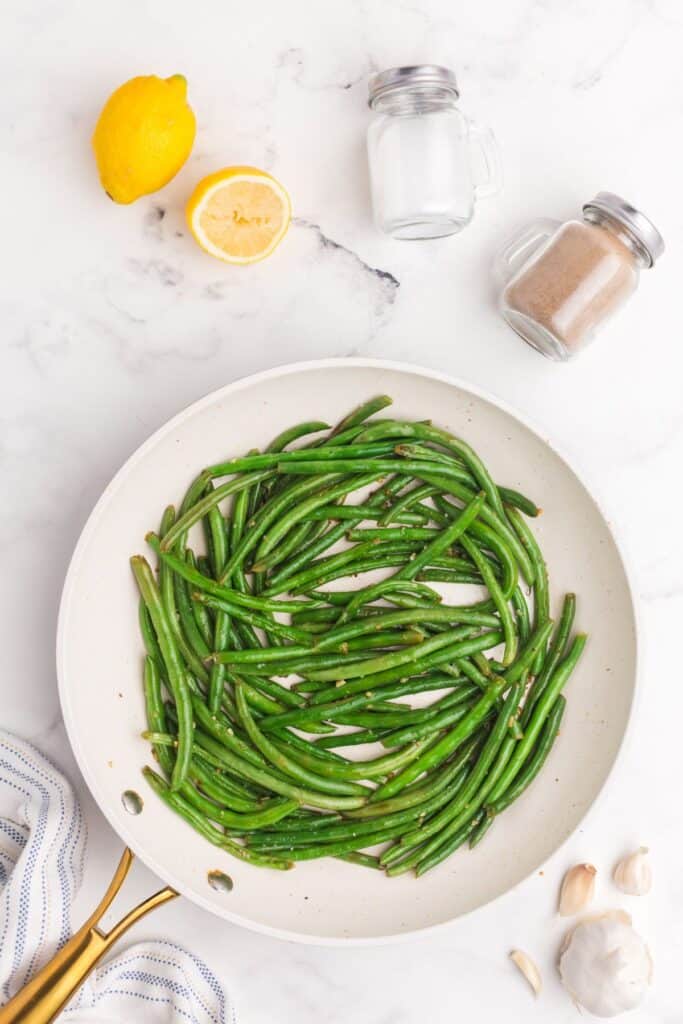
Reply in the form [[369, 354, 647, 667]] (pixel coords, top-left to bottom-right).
[[366, 65, 501, 240], [496, 193, 665, 361]]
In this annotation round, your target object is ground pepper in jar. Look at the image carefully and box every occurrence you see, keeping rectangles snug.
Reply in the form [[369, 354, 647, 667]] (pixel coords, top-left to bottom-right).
[[496, 193, 664, 361]]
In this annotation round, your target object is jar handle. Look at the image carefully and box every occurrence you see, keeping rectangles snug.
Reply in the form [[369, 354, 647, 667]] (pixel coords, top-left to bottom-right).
[[494, 218, 560, 283], [466, 121, 502, 201]]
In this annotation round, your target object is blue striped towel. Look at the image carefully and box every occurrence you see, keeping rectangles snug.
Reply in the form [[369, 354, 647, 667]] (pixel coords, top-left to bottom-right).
[[0, 730, 235, 1023]]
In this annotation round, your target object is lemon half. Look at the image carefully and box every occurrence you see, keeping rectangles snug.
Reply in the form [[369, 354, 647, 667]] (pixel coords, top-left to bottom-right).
[[187, 167, 291, 264]]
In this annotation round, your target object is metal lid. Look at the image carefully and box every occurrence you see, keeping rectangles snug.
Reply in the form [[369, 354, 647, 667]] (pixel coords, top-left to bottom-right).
[[368, 65, 459, 107], [582, 192, 665, 267]]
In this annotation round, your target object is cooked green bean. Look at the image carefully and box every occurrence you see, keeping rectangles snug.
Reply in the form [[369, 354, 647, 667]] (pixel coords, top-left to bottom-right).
[[131, 556, 193, 792]]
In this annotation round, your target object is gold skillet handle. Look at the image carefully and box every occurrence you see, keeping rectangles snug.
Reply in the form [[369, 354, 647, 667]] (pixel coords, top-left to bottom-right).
[[0, 848, 178, 1024]]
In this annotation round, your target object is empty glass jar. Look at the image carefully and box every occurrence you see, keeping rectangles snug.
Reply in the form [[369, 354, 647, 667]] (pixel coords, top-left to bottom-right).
[[366, 65, 501, 240], [495, 193, 665, 360]]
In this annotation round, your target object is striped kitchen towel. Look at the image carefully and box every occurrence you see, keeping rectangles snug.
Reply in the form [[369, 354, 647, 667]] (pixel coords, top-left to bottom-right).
[[0, 730, 235, 1023]]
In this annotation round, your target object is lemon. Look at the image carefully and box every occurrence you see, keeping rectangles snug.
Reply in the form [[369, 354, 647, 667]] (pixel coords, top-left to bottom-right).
[[186, 167, 291, 264], [92, 74, 196, 204]]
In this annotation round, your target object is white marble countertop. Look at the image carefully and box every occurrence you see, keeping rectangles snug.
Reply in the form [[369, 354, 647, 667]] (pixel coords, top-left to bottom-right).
[[3, 0, 682, 1019]]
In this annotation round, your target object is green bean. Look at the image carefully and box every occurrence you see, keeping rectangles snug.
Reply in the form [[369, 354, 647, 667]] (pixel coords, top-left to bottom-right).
[[460, 534, 517, 666], [161, 470, 273, 553], [255, 472, 382, 562], [267, 475, 409, 590], [139, 601, 164, 673], [305, 629, 477, 685], [487, 695, 566, 816], [308, 631, 503, 704], [206, 443, 396, 479], [336, 580, 443, 624], [329, 395, 393, 436], [151, 543, 323, 613], [179, 779, 299, 830], [372, 678, 507, 803], [143, 657, 174, 777], [390, 491, 486, 582], [303, 505, 427, 526], [393, 446, 540, 520], [247, 773, 464, 849], [377, 693, 479, 746], [511, 585, 531, 645], [218, 472, 341, 582], [414, 472, 535, 584], [313, 728, 393, 749], [506, 505, 549, 673], [193, 729, 368, 811], [155, 514, 210, 684], [314, 606, 499, 653], [371, 621, 551, 804], [237, 672, 308, 709], [193, 591, 313, 646], [275, 730, 432, 782], [337, 852, 381, 869], [142, 767, 293, 870], [381, 682, 522, 866], [235, 684, 370, 797], [267, 419, 330, 452], [415, 569, 482, 586], [345, 740, 480, 821], [487, 634, 586, 803], [409, 814, 483, 877], [206, 497, 227, 578], [190, 757, 266, 813], [131, 556, 193, 792], [185, 552, 213, 646], [520, 593, 575, 727], [174, 571, 211, 660], [356, 421, 506, 519], [259, 671, 481, 733], [262, 823, 416, 863], [498, 487, 540, 518], [380, 483, 440, 526], [251, 518, 323, 573], [276, 457, 473, 486]]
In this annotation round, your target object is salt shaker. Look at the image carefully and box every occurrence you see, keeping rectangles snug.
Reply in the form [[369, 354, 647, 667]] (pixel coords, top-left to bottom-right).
[[366, 65, 502, 240], [496, 192, 665, 361]]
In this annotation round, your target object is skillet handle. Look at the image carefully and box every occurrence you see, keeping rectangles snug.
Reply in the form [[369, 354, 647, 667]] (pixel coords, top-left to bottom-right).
[[0, 848, 178, 1024]]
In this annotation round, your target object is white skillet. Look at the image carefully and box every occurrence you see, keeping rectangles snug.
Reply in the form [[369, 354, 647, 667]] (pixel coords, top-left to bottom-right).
[[56, 358, 638, 945]]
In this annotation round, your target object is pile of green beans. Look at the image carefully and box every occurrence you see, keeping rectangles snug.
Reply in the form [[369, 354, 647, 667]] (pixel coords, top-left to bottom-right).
[[132, 395, 586, 876]]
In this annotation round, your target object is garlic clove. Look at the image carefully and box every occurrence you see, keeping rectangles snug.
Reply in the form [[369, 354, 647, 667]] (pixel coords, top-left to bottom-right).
[[509, 949, 542, 997], [559, 910, 652, 1017], [558, 862, 597, 916], [613, 846, 652, 895]]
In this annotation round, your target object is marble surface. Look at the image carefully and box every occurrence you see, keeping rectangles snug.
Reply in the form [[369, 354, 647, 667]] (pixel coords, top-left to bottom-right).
[[3, 0, 682, 1019]]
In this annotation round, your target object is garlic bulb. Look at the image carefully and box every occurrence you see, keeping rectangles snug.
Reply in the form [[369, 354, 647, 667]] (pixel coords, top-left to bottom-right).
[[559, 862, 596, 916], [613, 847, 652, 895], [509, 949, 542, 996], [559, 910, 652, 1017]]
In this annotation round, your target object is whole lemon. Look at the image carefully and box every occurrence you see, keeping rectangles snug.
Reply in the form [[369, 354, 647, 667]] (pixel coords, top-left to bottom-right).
[[92, 74, 196, 204]]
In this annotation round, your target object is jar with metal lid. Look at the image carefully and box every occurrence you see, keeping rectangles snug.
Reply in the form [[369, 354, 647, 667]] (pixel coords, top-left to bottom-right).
[[496, 193, 665, 361], [366, 65, 501, 240]]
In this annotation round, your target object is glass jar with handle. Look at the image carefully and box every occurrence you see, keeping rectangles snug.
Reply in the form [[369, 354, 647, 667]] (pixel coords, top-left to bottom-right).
[[495, 193, 665, 361], [366, 65, 502, 240]]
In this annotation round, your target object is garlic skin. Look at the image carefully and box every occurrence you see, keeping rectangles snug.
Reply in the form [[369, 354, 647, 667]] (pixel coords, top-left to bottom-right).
[[613, 847, 652, 895], [509, 949, 542, 997], [559, 862, 597, 916], [559, 910, 652, 1017]]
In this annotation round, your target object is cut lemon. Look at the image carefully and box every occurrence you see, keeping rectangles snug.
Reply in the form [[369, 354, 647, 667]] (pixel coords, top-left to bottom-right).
[[187, 166, 291, 264]]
